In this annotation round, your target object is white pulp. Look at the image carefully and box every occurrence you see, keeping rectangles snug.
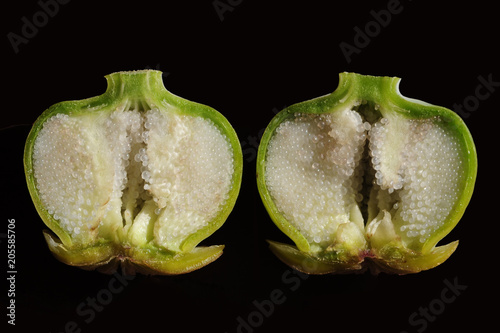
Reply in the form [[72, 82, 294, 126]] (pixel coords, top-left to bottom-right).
[[32, 107, 234, 251], [265, 108, 464, 248]]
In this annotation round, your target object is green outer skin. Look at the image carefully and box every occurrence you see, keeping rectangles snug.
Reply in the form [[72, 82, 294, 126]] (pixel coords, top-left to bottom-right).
[[257, 72, 477, 274], [43, 230, 224, 275], [267, 240, 365, 275], [24, 70, 243, 275]]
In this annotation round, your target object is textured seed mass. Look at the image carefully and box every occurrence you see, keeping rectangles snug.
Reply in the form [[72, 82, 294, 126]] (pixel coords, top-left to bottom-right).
[[265, 108, 464, 247], [32, 108, 234, 249]]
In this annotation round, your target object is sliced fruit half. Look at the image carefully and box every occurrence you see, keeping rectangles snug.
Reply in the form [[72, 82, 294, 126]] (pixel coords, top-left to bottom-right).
[[24, 70, 243, 275], [257, 73, 477, 274]]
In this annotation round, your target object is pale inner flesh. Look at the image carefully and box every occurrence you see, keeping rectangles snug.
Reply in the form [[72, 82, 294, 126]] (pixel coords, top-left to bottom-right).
[[265, 106, 465, 249], [32, 107, 234, 251]]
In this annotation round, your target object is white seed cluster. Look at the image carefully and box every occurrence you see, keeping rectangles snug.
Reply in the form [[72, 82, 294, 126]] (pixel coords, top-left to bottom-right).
[[102, 110, 145, 227], [32, 108, 234, 248], [33, 113, 106, 241], [265, 109, 465, 247], [144, 109, 234, 247], [265, 110, 367, 245], [394, 119, 463, 243], [103, 110, 143, 193], [368, 117, 404, 192]]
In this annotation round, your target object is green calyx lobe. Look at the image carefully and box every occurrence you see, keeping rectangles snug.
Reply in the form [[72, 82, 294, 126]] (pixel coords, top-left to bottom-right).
[[24, 70, 243, 275], [257, 73, 477, 275]]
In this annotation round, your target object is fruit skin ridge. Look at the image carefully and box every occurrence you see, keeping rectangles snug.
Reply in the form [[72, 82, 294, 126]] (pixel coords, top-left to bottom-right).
[[257, 72, 477, 275], [24, 70, 243, 275]]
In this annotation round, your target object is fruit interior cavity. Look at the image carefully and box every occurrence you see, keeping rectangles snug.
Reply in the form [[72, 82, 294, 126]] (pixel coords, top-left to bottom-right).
[[32, 105, 234, 252], [265, 103, 465, 251]]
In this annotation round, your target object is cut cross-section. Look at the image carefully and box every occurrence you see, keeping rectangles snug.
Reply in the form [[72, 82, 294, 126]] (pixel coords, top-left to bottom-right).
[[257, 73, 477, 274], [25, 70, 242, 274], [266, 109, 465, 250], [265, 110, 367, 249], [33, 108, 234, 252]]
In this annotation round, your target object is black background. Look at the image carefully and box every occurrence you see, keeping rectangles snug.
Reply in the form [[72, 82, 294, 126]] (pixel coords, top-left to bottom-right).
[[2, 0, 497, 332]]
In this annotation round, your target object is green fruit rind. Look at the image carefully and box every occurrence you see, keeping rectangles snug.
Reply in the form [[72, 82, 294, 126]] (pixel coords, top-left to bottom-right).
[[268, 240, 364, 275], [25, 70, 242, 274], [368, 241, 459, 275], [267, 239, 458, 275], [43, 230, 119, 268], [258, 72, 477, 275], [44, 230, 224, 275], [257, 111, 312, 253], [126, 245, 225, 275]]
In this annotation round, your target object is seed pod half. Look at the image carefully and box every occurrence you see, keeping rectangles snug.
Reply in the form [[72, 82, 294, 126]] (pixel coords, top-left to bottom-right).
[[24, 70, 243, 275], [257, 73, 477, 274]]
